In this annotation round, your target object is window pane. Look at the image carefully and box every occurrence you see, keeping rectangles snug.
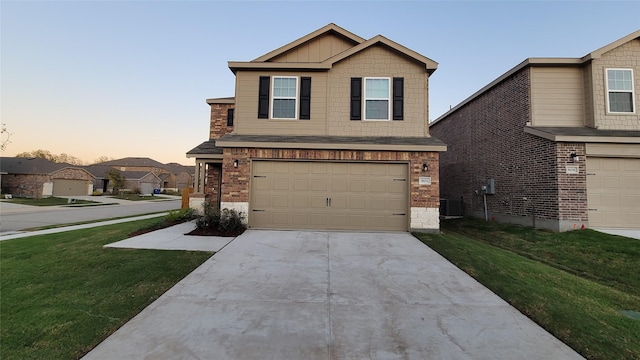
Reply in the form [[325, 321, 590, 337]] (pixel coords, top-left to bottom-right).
[[273, 77, 297, 97], [608, 70, 633, 91], [365, 100, 389, 119], [273, 99, 296, 118], [609, 92, 633, 112], [365, 78, 389, 98]]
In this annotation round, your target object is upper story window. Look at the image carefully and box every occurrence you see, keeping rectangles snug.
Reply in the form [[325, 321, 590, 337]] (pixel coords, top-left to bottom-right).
[[227, 108, 234, 126], [606, 69, 635, 113], [364, 77, 390, 120], [258, 76, 311, 120], [351, 77, 404, 121], [272, 76, 298, 119]]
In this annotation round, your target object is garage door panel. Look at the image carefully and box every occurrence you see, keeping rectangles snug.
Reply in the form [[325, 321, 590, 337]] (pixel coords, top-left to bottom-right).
[[52, 179, 88, 196], [587, 157, 640, 229], [251, 161, 408, 231]]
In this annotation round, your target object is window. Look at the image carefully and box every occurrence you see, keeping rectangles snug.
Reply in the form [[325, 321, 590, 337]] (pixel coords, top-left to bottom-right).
[[606, 69, 635, 113], [272, 76, 298, 119], [227, 108, 234, 126], [364, 77, 390, 120]]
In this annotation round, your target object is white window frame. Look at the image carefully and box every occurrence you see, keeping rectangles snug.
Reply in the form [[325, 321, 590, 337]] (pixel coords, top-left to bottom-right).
[[605, 68, 635, 114], [363, 77, 391, 121], [271, 76, 298, 120]]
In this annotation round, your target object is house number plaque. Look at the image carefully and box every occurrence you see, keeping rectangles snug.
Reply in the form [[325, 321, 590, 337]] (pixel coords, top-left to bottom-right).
[[419, 177, 432, 185]]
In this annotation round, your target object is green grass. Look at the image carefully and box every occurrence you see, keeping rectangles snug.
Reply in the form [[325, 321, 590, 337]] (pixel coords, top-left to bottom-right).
[[2, 196, 98, 206], [0, 219, 213, 360], [413, 218, 640, 360]]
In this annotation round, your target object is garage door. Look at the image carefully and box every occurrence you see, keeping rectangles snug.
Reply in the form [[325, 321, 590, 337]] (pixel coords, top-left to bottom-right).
[[586, 157, 640, 228], [52, 179, 88, 196], [250, 161, 408, 231]]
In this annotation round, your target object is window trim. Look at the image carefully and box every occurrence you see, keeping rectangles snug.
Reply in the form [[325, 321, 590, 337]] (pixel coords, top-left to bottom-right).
[[363, 77, 391, 121], [271, 76, 299, 120], [605, 68, 635, 114]]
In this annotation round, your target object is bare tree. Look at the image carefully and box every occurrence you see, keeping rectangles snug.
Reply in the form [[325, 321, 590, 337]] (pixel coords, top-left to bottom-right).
[[15, 149, 84, 165], [1, 124, 13, 151]]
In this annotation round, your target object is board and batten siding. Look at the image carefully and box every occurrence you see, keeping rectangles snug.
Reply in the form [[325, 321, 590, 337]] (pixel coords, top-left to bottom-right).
[[270, 33, 357, 63], [233, 71, 328, 136], [530, 67, 585, 127]]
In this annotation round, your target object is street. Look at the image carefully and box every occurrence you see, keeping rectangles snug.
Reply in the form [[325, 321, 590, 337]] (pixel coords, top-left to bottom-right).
[[0, 197, 181, 234]]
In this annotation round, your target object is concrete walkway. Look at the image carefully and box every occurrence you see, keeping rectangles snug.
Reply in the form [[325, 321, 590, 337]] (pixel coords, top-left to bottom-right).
[[83, 230, 583, 360]]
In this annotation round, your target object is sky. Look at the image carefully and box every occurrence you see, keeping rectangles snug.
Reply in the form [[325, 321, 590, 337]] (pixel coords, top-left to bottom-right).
[[2, 1, 639, 165]]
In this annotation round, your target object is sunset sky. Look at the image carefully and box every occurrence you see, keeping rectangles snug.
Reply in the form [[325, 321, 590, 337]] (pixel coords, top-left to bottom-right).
[[2, 1, 638, 165]]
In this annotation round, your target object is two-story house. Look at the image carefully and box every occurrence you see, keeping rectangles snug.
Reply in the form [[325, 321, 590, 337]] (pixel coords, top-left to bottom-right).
[[430, 30, 640, 231], [187, 24, 446, 232]]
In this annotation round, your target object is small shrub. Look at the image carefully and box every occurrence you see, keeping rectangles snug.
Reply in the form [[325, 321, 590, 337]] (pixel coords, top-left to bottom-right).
[[219, 208, 246, 233], [166, 208, 196, 223], [195, 202, 221, 230], [132, 188, 142, 195]]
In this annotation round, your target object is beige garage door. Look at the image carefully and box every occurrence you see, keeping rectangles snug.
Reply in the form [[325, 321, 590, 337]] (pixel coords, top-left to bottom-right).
[[250, 161, 408, 231], [586, 157, 640, 228], [53, 179, 88, 196]]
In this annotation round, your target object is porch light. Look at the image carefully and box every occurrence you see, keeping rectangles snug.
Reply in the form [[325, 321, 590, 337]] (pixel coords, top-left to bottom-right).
[[233, 159, 239, 168], [422, 163, 429, 172], [569, 153, 579, 163]]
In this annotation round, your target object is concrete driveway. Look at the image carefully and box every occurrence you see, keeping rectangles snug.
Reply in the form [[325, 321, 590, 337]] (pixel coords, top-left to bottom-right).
[[83, 230, 583, 360]]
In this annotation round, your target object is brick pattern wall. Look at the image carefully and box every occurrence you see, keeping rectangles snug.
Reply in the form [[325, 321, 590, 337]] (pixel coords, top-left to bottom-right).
[[210, 103, 235, 139], [431, 68, 590, 228], [591, 39, 640, 130], [115, 166, 167, 175], [205, 164, 222, 208], [51, 168, 93, 181], [220, 148, 439, 208], [2, 174, 50, 198]]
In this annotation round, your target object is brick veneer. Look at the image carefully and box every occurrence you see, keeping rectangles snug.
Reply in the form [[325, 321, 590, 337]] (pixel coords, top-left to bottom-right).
[[430, 68, 588, 231], [209, 103, 235, 139], [220, 148, 440, 208]]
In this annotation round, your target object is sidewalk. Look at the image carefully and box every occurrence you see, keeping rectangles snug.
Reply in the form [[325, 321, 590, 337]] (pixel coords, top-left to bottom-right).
[[0, 213, 168, 241]]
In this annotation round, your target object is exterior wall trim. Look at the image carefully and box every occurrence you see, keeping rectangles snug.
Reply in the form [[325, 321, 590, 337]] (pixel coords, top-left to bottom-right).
[[216, 141, 446, 152], [524, 127, 640, 143]]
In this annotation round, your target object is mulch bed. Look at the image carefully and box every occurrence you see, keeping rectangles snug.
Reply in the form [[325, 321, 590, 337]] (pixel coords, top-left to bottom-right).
[[186, 228, 245, 237], [129, 220, 245, 238]]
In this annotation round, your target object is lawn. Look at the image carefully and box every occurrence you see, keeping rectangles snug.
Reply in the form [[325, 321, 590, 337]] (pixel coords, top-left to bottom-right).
[[2, 196, 99, 206], [413, 218, 640, 360], [0, 218, 213, 360]]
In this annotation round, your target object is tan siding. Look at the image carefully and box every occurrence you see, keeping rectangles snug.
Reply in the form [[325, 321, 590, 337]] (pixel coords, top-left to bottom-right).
[[234, 71, 327, 136], [327, 45, 428, 137], [530, 67, 585, 127], [591, 39, 640, 130], [271, 33, 356, 63]]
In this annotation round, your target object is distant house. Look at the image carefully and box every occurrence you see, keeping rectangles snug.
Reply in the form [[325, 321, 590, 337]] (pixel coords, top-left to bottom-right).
[[0, 157, 94, 198], [430, 30, 640, 231], [188, 24, 446, 232], [91, 157, 194, 192]]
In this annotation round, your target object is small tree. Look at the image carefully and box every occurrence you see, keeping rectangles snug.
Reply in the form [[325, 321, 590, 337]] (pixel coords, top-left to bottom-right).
[[1, 124, 12, 151], [106, 168, 126, 195]]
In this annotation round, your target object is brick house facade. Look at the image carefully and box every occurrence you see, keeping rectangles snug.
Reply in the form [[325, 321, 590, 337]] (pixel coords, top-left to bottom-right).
[[188, 24, 446, 232], [430, 30, 640, 231]]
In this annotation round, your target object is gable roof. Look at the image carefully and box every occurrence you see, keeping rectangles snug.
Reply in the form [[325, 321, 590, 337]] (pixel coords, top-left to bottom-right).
[[431, 29, 640, 125], [0, 157, 70, 174], [95, 157, 166, 168], [252, 23, 365, 63], [228, 23, 437, 74]]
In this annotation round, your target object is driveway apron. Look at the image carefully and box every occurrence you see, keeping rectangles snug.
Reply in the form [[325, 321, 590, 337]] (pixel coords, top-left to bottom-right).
[[83, 230, 583, 360]]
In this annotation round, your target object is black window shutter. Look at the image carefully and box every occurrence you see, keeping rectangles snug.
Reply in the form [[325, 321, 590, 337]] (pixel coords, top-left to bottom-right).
[[227, 108, 234, 126], [350, 77, 362, 120], [393, 77, 404, 120], [299, 77, 311, 120], [258, 76, 270, 119]]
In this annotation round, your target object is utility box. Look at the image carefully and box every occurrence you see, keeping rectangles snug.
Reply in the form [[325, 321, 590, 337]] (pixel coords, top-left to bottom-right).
[[486, 179, 496, 195]]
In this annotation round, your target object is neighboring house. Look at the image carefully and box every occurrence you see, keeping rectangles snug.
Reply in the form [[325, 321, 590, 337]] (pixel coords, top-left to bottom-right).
[[430, 30, 640, 231], [85, 165, 162, 195], [0, 157, 94, 197], [92, 157, 194, 191], [187, 23, 446, 232]]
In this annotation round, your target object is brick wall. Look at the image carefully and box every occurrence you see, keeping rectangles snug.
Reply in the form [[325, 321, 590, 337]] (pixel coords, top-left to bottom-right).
[[431, 68, 589, 230], [209, 103, 235, 139], [1, 174, 50, 198], [220, 148, 439, 208], [51, 168, 93, 181]]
